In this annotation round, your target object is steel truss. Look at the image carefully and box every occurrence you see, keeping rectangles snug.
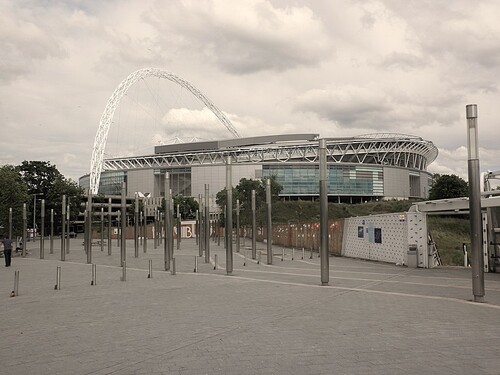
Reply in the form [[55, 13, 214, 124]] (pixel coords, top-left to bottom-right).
[[102, 134, 438, 172], [89, 67, 240, 194]]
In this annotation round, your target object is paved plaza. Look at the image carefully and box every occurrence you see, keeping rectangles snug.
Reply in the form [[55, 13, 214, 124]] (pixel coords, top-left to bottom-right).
[[1, 236, 500, 374]]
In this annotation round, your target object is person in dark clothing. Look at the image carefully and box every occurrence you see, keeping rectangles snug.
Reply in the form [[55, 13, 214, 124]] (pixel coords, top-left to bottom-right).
[[2, 236, 13, 267]]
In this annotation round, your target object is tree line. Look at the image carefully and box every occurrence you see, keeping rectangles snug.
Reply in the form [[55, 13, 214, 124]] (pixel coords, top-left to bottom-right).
[[0, 161, 83, 237]]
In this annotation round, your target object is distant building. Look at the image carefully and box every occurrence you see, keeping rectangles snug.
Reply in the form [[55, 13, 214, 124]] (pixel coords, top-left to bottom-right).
[[79, 133, 438, 204]]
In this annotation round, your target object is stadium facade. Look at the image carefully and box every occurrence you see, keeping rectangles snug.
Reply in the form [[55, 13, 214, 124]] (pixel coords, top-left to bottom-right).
[[79, 133, 438, 203]]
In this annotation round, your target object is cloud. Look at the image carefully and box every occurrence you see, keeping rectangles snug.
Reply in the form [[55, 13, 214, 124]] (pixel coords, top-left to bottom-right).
[[0, 1, 68, 83], [293, 85, 391, 128], [145, 0, 332, 74]]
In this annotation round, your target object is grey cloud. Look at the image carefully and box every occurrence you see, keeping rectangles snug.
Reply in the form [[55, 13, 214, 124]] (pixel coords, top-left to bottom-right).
[[145, 0, 332, 75], [379, 52, 427, 71]]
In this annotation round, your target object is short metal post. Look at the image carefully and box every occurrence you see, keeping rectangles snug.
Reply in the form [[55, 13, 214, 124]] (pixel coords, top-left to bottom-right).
[[91, 264, 97, 285], [121, 261, 126, 281], [243, 250, 247, 266], [13, 271, 20, 296], [257, 251, 261, 265], [148, 259, 153, 278], [302, 247, 305, 260], [281, 248, 284, 261], [310, 247, 313, 259], [463, 243, 469, 267], [171, 258, 176, 275], [55, 266, 61, 290], [214, 254, 218, 270], [194, 256, 198, 273]]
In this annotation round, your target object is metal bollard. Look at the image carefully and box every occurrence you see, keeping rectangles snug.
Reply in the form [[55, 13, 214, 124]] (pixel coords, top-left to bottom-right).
[[214, 254, 218, 270], [194, 256, 198, 273], [281, 248, 284, 261], [302, 247, 305, 260], [310, 247, 313, 259], [243, 250, 247, 266], [91, 264, 97, 285], [292, 248, 295, 261], [148, 259, 153, 278], [55, 267, 61, 290], [121, 261, 126, 281], [13, 271, 20, 297], [171, 258, 176, 275], [257, 251, 261, 265]]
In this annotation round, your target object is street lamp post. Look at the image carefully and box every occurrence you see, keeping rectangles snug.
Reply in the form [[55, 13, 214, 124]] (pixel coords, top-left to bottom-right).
[[32, 193, 43, 242], [466, 104, 485, 303]]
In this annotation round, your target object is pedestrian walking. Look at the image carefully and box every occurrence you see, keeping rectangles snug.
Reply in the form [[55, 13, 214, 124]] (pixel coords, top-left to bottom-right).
[[2, 236, 13, 267]]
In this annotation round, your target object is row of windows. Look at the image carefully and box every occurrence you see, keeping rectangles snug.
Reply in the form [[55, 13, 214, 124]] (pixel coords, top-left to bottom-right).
[[263, 165, 384, 196]]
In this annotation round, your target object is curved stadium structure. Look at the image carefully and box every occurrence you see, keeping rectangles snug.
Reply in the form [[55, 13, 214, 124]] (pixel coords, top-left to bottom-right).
[[79, 133, 438, 203]]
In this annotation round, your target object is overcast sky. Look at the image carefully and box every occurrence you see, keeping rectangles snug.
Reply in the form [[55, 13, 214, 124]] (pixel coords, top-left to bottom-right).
[[2, 0, 500, 183]]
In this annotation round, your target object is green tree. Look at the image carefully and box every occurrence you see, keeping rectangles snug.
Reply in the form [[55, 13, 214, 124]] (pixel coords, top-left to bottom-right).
[[173, 195, 199, 219], [16, 161, 84, 232], [216, 176, 283, 226], [0, 165, 30, 237], [429, 174, 469, 200]]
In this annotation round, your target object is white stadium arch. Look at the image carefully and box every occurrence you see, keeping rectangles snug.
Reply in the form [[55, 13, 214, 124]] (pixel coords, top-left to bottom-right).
[[89, 67, 240, 194]]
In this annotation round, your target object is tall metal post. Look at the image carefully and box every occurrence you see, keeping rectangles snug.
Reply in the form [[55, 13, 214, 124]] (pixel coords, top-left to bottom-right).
[[50, 209, 54, 254], [251, 189, 256, 260], [153, 208, 158, 249], [60, 195, 66, 261], [117, 211, 121, 247], [66, 197, 70, 254], [199, 196, 204, 257], [236, 199, 240, 253], [22, 204, 27, 257], [143, 202, 148, 253], [108, 197, 112, 255], [195, 210, 199, 246], [33, 194, 37, 242], [204, 184, 210, 263], [176, 204, 181, 250], [40, 199, 45, 259], [86, 193, 93, 264], [226, 156, 233, 275], [134, 193, 139, 258], [164, 173, 171, 271], [319, 139, 329, 285], [8, 207, 12, 240], [100, 207, 104, 252], [266, 179, 273, 265], [120, 182, 126, 267], [466, 104, 485, 302]]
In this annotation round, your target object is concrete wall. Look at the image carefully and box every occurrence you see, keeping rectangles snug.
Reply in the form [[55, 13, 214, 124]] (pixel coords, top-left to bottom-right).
[[383, 167, 410, 199]]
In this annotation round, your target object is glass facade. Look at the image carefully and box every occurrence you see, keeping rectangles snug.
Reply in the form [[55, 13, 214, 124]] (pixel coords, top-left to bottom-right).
[[157, 168, 192, 196], [262, 165, 384, 196], [79, 171, 126, 195]]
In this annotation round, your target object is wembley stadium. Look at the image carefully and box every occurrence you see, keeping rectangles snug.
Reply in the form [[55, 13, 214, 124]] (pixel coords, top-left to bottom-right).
[[79, 133, 438, 203]]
